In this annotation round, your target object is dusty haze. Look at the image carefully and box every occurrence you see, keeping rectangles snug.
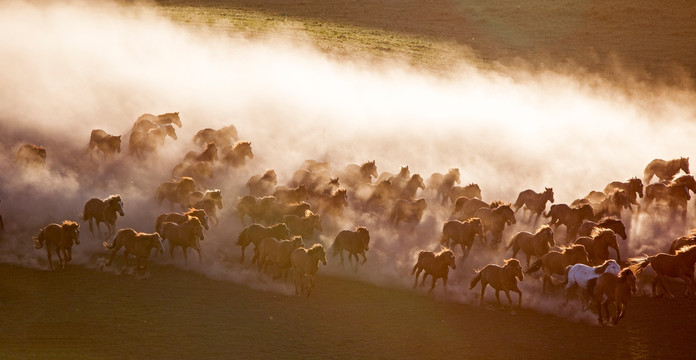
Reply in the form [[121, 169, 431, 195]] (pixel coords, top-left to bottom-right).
[[1, 0, 695, 322]]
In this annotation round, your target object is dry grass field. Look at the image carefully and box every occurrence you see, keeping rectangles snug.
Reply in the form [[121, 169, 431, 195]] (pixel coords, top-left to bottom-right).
[[2, 1, 696, 359]]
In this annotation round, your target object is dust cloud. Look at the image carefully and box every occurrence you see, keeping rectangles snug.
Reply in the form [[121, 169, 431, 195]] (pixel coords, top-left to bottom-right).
[[1, 0, 695, 322]]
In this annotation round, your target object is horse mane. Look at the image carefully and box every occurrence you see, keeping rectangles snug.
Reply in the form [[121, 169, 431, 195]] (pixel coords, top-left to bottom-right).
[[618, 267, 634, 279], [558, 244, 584, 254], [675, 244, 696, 255], [106, 194, 121, 202], [489, 200, 510, 209], [462, 217, 480, 224], [598, 217, 621, 226], [590, 227, 614, 239], [436, 248, 454, 257], [262, 170, 277, 181], [504, 258, 521, 267], [535, 224, 552, 235], [233, 140, 251, 149], [594, 259, 616, 274], [307, 243, 325, 255], [61, 220, 79, 228]]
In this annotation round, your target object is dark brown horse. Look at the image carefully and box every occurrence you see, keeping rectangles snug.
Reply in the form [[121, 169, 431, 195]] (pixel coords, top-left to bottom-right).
[[191, 189, 223, 226], [339, 160, 378, 189], [632, 245, 696, 298], [453, 196, 488, 219], [668, 233, 696, 254], [594, 268, 637, 325], [155, 208, 209, 233], [236, 195, 277, 226], [544, 203, 594, 241], [643, 157, 689, 184], [81, 195, 124, 239], [332, 226, 370, 266], [282, 212, 323, 241], [412, 249, 456, 293], [390, 198, 427, 226], [526, 245, 589, 293], [184, 142, 219, 164], [470, 258, 524, 308], [220, 141, 253, 167], [474, 202, 516, 245], [160, 218, 206, 264], [87, 129, 121, 158], [247, 170, 277, 196], [506, 225, 555, 269], [273, 185, 309, 204], [236, 223, 290, 263], [604, 177, 643, 210], [33, 220, 80, 270], [643, 182, 691, 218], [446, 183, 482, 204], [155, 177, 197, 210], [257, 236, 305, 278], [193, 125, 239, 148], [427, 168, 461, 203], [577, 217, 627, 241], [513, 187, 554, 224]]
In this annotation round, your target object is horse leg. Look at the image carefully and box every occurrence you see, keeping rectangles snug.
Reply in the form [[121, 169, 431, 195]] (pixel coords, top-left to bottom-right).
[[196, 248, 202, 264], [442, 274, 449, 294], [46, 246, 54, 270], [413, 269, 421, 288], [293, 269, 300, 296], [170, 245, 176, 259], [360, 251, 367, 264], [479, 282, 487, 306], [504, 290, 514, 308], [679, 274, 693, 297], [339, 250, 345, 265], [597, 300, 605, 325], [514, 289, 522, 308], [495, 290, 501, 307], [183, 247, 188, 265], [658, 276, 674, 298], [240, 245, 246, 263]]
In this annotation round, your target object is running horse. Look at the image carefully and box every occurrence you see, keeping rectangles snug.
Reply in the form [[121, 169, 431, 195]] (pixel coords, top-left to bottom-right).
[[193, 124, 239, 148], [643, 182, 691, 219], [574, 228, 621, 265], [564, 259, 621, 310], [290, 244, 328, 297], [33, 220, 81, 270], [593, 268, 637, 325], [81, 195, 124, 239], [103, 228, 164, 276], [440, 217, 484, 260], [544, 203, 594, 241], [577, 217, 627, 241], [332, 226, 370, 267], [87, 129, 121, 158], [470, 258, 524, 308], [643, 157, 689, 184], [159, 217, 206, 264], [220, 141, 254, 168], [506, 225, 555, 269], [526, 245, 589, 293], [632, 245, 696, 298], [411, 249, 457, 293], [474, 202, 516, 246], [603, 177, 643, 211], [427, 168, 461, 203], [513, 187, 554, 224]]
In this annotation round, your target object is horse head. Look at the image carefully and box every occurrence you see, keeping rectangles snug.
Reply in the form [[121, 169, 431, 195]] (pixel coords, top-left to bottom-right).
[[413, 174, 425, 190], [164, 124, 177, 140], [572, 245, 590, 265], [545, 187, 554, 203], [442, 249, 456, 270], [471, 218, 485, 239], [169, 112, 182, 127], [62, 221, 80, 245], [506, 258, 523, 281], [398, 165, 409, 178], [109, 195, 125, 216], [605, 260, 621, 275], [619, 268, 637, 294], [356, 226, 370, 251], [629, 177, 644, 198], [497, 205, 516, 225], [681, 157, 690, 174], [542, 226, 555, 247]]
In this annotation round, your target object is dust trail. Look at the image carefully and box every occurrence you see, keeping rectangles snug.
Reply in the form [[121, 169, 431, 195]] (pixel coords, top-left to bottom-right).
[[0, 0, 695, 322]]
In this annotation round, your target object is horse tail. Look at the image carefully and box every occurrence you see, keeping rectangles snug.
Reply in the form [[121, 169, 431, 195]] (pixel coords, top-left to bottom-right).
[[504, 236, 516, 252], [103, 232, 122, 250], [526, 259, 542, 274], [469, 270, 482, 289], [32, 229, 45, 249], [561, 265, 572, 286], [411, 251, 424, 275], [331, 238, 342, 257], [512, 194, 524, 211], [630, 254, 654, 275], [236, 228, 247, 246]]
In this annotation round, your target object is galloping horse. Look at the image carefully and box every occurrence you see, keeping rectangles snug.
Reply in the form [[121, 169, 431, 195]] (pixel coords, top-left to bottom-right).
[[526, 245, 589, 293], [668, 234, 696, 254], [440, 218, 484, 260], [184, 142, 218, 164], [193, 125, 239, 148], [632, 245, 696, 298], [564, 259, 621, 309], [33, 220, 80, 270], [160, 217, 206, 264], [643, 182, 691, 218], [290, 244, 327, 296], [411, 249, 456, 293], [513, 187, 554, 224], [453, 196, 488, 218], [15, 144, 46, 166], [283, 212, 323, 241], [236, 223, 290, 263], [257, 236, 305, 279], [594, 268, 637, 325], [398, 174, 426, 200], [103, 228, 164, 276], [332, 226, 370, 266], [155, 208, 209, 233], [446, 183, 482, 204], [87, 129, 121, 158], [427, 168, 460, 203], [273, 185, 309, 204], [544, 203, 594, 241], [220, 141, 253, 167], [474, 202, 516, 245], [155, 177, 197, 210], [319, 188, 348, 218], [136, 112, 182, 127], [574, 228, 621, 265], [247, 170, 277, 196], [191, 189, 223, 226], [604, 177, 643, 211], [470, 258, 524, 308], [339, 160, 378, 189], [236, 195, 277, 226], [129, 119, 177, 159], [81, 195, 124, 239], [577, 217, 627, 240], [506, 225, 555, 269], [643, 157, 689, 184], [390, 198, 428, 226]]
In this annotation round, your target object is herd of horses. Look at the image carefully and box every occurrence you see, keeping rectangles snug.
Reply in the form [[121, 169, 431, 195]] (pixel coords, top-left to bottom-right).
[[10, 112, 696, 325]]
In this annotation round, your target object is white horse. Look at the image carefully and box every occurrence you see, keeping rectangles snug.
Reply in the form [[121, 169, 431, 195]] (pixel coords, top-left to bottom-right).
[[564, 259, 621, 309]]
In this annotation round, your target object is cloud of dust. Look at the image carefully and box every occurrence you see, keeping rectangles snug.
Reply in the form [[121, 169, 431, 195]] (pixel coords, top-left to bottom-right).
[[0, 0, 695, 322]]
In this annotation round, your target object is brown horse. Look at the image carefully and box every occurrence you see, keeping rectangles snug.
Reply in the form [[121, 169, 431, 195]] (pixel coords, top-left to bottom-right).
[[427, 168, 461, 203], [155, 177, 197, 210], [155, 208, 209, 233], [191, 189, 223, 226], [236, 223, 290, 263], [273, 185, 309, 204], [526, 245, 589, 293], [594, 268, 637, 325], [470, 258, 524, 308], [632, 245, 696, 298], [513, 187, 554, 224], [220, 141, 253, 167], [440, 218, 484, 260], [33, 220, 80, 270], [453, 196, 488, 218], [411, 249, 456, 293], [103, 228, 164, 276], [332, 226, 370, 266], [474, 202, 516, 245], [577, 217, 627, 241], [390, 198, 427, 226], [290, 244, 327, 296], [318, 188, 348, 218], [81, 195, 124, 239], [592, 189, 634, 219], [574, 228, 621, 265], [395, 173, 426, 200], [137, 112, 182, 127], [643, 182, 691, 218], [668, 234, 696, 254], [544, 203, 594, 241], [193, 125, 239, 148], [247, 170, 278, 196], [257, 236, 305, 278], [506, 225, 555, 269], [160, 218, 205, 264], [446, 183, 482, 204], [604, 177, 643, 211], [283, 212, 323, 241], [643, 157, 689, 184], [265, 202, 312, 224], [339, 160, 378, 189], [87, 129, 121, 158], [15, 144, 46, 166], [236, 195, 278, 226], [184, 142, 218, 164], [129, 122, 177, 159]]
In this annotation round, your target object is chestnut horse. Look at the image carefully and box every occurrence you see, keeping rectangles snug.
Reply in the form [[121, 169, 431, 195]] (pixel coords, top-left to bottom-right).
[[160, 218, 206, 264], [236, 195, 277, 226], [137, 112, 182, 127], [332, 226, 370, 266], [564, 259, 621, 309], [643, 157, 689, 184], [283, 212, 323, 241], [257, 236, 305, 277], [411, 249, 456, 293], [155, 208, 209, 233], [33, 220, 81, 270], [390, 198, 428, 226], [290, 244, 327, 297], [427, 168, 461, 203], [474, 202, 516, 246], [604, 177, 643, 211], [236, 223, 290, 263], [220, 141, 253, 167], [643, 182, 691, 218], [155, 177, 197, 210], [446, 183, 482, 204], [526, 245, 589, 293], [103, 228, 164, 276], [574, 228, 621, 265], [513, 187, 554, 224], [577, 217, 627, 240], [191, 189, 223, 226], [440, 218, 484, 260], [544, 203, 594, 241], [470, 258, 524, 308], [193, 125, 239, 148], [87, 129, 121, 158], [632, 245, 696, 298], [594, 268, 637, 325], [247, 170, 277, 196], [506, 225, 555, 269]]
